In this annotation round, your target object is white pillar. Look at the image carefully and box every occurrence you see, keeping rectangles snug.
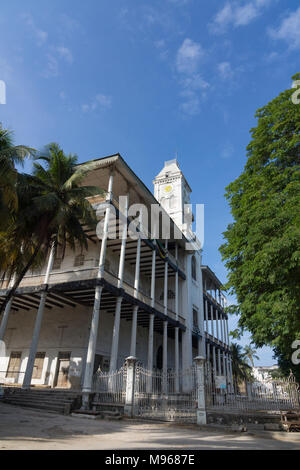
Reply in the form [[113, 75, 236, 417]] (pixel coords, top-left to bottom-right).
[[124, 356, 137, 417], [216, 308, 220, 341], [131, 215, 141, 357], [150, 244, 156, 308], [82, 286, 103, 400], [204, 300, 209, 334], [212, 345, 217, 378], [217, 348, 221, 375], [174, 243, 179, 392], [220, 313, 224, 344], [226, 317, 230, 346], [194, 356, 207, 425], [22, 241, 56, 389], [210, 304, 214, 338], [163, 240, 168, 316], [117, 194, 128, 289], [146, 314, 154, 393], [109, 194, 128, 373], [130, 305, 138, 357], [162, 320, 168, 394], [81, 171, 114, 405], [222, 351, 226, 378], [174, 327, 179, 392], [98, 171, 114, 278], [0, 274, 17, 341], [147, 314, 154, 371], [134, 208, 142, 297], [109, 296, 122, 373]]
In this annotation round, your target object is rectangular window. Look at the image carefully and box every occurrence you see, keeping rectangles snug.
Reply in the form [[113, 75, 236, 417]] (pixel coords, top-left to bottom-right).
[[6, 351, 21, 378], [32, 352, 46, 379]]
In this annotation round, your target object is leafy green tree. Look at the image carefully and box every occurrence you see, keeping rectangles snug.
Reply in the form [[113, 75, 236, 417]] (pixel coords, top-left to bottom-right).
[[0, 123, 34, 224], [0, 143, 101, 316], [220, 73, 300, 382]]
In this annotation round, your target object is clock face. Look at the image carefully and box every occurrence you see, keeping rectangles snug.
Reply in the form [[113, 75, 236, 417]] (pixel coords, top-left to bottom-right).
[[163, 184, 173, 194]]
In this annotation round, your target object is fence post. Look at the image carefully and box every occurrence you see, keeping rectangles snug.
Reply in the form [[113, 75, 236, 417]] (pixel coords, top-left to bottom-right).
[[194, 356, 207, 425], [124, 356, 137, 417]]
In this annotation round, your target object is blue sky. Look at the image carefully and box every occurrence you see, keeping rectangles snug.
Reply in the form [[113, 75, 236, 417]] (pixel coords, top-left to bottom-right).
[[1, 0, 300, 365]]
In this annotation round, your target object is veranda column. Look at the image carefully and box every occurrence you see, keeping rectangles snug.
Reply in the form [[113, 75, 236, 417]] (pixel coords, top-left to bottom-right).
[[212, 345, 217, 378], [228, 356, 234, 393], [226, 316, 230, 346], [130, 213, 142, 357], [204, 299, 209, 335], [216, 308, 220, 342], [163, 240, 168, 317], [22, 240, 56, 389], [174, 243, 179, 392], [222, 350, 226, 379], [220, 313, 224, 345], [0, 273, 16, 342], [194, 356, 207, 425], [210, 304, 215, 338], [81, 171, 114, 406], [109, 194, 128, 373], [217, 348, 222, 375], [162, 320, 168, 394], [147, 239, 156, 370]]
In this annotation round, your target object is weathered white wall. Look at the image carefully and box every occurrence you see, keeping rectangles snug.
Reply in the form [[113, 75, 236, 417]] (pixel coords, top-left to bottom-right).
[[0, 298, 178, 388]]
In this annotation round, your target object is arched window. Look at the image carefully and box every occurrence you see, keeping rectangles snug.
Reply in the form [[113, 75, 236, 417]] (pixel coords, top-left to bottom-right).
[[191, 255, 197, 281]]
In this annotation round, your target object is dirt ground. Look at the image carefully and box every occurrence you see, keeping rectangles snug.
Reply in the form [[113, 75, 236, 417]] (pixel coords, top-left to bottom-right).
[[0, 402, 299, 450]]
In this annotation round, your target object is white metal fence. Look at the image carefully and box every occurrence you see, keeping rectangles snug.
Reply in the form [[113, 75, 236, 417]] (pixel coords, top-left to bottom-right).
[[92, 365, 127, 404], [134, 365, 198, 423], [205, 368, 300, 412]]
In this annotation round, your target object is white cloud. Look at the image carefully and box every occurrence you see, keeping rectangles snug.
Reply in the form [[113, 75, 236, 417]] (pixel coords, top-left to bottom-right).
[[42, 47, 73, 78], [21, 13, 48, 46], [210, 0, 271, 33], [176, 38, 204, 75], [154, 40, 169, 60], [42, 54, 59, 78], [82, 94, 112, 113], [218, 61, 234, 79], [57, 46, 73, 64], [268, 6, 300, 49], [175, 39, 208, 116]]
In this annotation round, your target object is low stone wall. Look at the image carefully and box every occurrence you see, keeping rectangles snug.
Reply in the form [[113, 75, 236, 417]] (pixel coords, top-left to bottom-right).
[[207, 409, 281, 426]]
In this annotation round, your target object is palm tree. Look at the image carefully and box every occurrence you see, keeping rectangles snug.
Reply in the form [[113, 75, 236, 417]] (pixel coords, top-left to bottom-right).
[[0, 123, 35, 221], [230, 343, 253, 393], [243, 344, 259, 367], [0, 142, 102, 318]]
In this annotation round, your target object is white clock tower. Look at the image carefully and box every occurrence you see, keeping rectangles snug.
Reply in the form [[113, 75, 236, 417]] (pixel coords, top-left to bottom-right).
[[153, 159, 193, 234]]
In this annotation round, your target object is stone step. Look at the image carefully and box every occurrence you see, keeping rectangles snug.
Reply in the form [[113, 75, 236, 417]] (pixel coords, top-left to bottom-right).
[[4, 391, 80, 399], [4, 400, 69, 413], [3, 388, 81, 414], [3, 396, 75, 405]]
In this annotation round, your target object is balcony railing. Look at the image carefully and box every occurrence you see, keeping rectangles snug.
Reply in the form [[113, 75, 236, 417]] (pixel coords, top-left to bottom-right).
[[4, 266, 185, 326]]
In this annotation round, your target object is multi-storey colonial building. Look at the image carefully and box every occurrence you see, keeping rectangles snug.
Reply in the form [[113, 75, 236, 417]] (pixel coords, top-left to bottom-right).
[[0, 155, 232, 396]]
